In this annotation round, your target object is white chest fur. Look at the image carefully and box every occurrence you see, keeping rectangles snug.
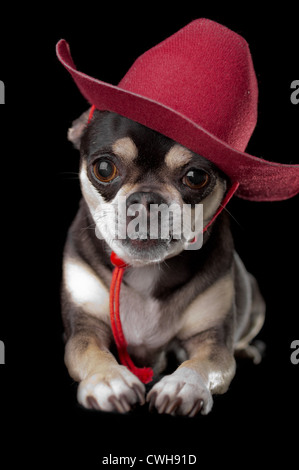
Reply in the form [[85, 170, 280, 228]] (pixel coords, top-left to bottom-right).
[[64, 256, 234, 355], [119, 265, 177, 350], [63, 257, 177, 351]]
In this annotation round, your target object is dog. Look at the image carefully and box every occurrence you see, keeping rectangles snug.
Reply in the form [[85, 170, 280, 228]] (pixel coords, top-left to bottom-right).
[[61, 108, 265, 416], [57, 18, 298, 417]]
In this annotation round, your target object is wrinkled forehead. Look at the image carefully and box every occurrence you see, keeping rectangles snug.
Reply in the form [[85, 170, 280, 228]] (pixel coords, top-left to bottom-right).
[[81, 110, 216, 174]]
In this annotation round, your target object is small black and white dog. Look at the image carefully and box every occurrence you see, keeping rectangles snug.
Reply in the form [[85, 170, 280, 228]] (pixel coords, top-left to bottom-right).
[[61, 109, 265, 416]]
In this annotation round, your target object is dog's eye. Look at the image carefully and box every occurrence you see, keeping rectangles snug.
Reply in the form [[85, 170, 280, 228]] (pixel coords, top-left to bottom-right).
[[93, 160, 118, 182], [183, 169, 209, 189]]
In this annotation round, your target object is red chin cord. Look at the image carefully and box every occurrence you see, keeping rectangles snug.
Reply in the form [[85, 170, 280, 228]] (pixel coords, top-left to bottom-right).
[[109, 182, 239, 384], [110, 252, 154, 384]]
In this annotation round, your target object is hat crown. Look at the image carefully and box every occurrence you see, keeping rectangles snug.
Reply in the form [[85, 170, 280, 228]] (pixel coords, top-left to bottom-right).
[[119, 19, 258, 152]]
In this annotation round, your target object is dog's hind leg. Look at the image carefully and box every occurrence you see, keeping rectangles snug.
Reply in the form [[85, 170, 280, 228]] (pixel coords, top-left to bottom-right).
[[234, 255, 266, 364]]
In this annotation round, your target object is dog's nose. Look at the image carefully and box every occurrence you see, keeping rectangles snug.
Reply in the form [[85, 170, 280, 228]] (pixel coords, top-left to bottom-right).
[[126, 191, 166, 214]]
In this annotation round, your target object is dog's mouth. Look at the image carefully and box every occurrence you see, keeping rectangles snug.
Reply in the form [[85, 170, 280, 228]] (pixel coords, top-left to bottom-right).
[[122, 234, 173, 249], [119, 234, 179, 264], [129, 238, 161, 248]]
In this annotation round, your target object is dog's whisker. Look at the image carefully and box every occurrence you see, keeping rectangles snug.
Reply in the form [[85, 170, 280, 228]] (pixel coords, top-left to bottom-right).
[[80, 221, 97, 233], [220, 205, 240, 227]]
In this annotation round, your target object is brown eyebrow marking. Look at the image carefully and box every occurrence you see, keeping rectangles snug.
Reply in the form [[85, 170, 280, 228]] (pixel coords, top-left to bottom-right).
[[165, 144, 193, 170], [112, 137, 138, 162]]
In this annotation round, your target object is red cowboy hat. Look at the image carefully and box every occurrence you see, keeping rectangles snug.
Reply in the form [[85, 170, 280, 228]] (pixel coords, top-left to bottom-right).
[[56, 18, 299, 201]]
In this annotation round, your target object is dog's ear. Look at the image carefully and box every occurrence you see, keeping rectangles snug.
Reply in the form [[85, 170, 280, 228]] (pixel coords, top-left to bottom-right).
[[67, 109, 90, 150]]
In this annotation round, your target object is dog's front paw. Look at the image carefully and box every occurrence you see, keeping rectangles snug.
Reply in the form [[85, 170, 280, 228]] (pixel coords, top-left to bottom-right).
[[77, 365, 146, 413], [147, 367, 213, 416]]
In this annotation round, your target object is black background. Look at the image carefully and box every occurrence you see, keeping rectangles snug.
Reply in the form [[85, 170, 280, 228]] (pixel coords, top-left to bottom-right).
[[0, 4, 298, 467]]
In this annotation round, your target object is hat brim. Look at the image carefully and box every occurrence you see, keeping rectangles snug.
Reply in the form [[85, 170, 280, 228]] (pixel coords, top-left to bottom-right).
[[57, 39, 299, 202]]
